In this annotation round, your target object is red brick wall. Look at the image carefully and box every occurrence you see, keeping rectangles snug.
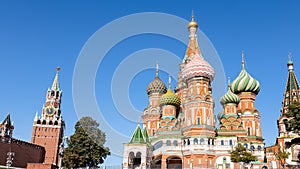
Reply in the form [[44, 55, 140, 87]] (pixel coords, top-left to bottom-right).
[[0, 137, 45, 168]]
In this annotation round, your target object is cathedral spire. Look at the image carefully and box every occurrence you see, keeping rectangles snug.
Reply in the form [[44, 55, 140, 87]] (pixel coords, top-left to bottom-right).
[[51, 67, 61, 91], [155, 63, 159, 77], [287, 52, 294, 71], [241, 50, 245, 69], [284, 53, 299, 106], [185, 14, 201, 60]]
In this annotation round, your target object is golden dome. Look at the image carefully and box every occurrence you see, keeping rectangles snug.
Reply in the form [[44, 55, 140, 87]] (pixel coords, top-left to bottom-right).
[[188, 16, 198, 29]]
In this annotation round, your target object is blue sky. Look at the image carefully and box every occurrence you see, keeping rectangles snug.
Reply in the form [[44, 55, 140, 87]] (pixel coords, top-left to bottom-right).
[[0, 1, 300, 165]]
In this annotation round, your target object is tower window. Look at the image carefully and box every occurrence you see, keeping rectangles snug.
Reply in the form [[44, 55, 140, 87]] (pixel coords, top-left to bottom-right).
[[194, 138, 198, 145], [221, 140, 224, 146], [257, 145, 262, 151], [247, 127, 251, 136], [173, 140, 178, 146], [229, 140, 233, 146], [166, 140, 171, 146], [200, 138, 204, 145], [197, 118, 200, 125]]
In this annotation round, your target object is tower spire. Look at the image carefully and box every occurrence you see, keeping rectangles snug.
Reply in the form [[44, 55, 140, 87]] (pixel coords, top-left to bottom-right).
[[185, 14, 201, 60], [51, 66, 61, 91], [227, 77, 231, 87], [241, 50, 245, 69], [287, 52, 294, 71], [168, 75, 171, 89], [155, 63, 159, 77]]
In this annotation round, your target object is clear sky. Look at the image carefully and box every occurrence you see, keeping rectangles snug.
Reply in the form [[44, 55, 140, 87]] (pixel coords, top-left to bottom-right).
[[0, 0, 300, 166]]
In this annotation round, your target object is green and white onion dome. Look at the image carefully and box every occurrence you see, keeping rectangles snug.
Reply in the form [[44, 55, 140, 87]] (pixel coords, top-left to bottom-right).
[[146, 76, 167, 95], [159, 88, 181, 107], [220, 85, 240, 105], [230, 66, 260, 95]]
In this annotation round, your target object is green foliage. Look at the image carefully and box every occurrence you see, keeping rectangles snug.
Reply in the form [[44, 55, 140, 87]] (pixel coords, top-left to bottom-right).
[[63, 116, 110, 168], [285, 102, 300, 133], [275, 147, 290, 168], [229, 143, 257, 164]]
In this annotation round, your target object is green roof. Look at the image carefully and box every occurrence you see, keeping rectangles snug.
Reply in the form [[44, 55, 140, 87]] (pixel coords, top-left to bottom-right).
[[143, 127, 149, 141], [129, 124, 146, 144]]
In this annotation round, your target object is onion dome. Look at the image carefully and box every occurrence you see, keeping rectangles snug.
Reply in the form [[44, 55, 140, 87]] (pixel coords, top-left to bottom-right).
[[146, 64, 167, 95], [159, 77, 181, 107], [231, 52, 260, 95], [188, 15, 198, 29], [220, 81, 240, 105], [182, 54, 215, 81]]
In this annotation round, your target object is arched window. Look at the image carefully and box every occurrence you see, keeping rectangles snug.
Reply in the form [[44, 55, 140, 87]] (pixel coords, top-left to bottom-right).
[[153, 141, 163, 150], [49, 121, 53, 125], [200, 138, 205, 145], [247, 127, 251, 136], [187, 139, 190, 145], [173, 140, 178, 146], [194, 138, 198, 145], [166, 140, 171, 146], [250, 145, 255, 151], [42, 120, 46, 125], [197, 118, 200, 125], [54, 121, 58, 125], [229, 140, 233, 146], [208, 139, 210, 145], [257, 145, 262, 151], [221, 140, 224, 146]]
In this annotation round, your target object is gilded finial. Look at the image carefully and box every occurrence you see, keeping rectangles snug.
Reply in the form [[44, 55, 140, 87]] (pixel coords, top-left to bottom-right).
[[227, 77, 231, 87], [241, 51, 245, 69], [155, 62, 159, 77], [188, 10, 198, 29], [168, 75, 172, 89]]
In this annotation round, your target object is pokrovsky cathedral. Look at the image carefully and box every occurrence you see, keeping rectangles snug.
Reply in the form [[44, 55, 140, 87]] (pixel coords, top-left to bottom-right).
[[122, 16, 300, 169]]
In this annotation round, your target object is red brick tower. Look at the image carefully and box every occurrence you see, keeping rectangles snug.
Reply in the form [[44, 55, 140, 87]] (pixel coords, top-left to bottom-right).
[[31, 67, 64, 166]]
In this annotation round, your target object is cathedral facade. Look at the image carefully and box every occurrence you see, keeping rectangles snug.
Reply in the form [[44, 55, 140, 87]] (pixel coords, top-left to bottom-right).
[[123, 16, 267, 169]]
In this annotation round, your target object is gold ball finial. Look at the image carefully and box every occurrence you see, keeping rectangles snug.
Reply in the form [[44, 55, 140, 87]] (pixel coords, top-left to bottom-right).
[[188, 12, 198, 29]]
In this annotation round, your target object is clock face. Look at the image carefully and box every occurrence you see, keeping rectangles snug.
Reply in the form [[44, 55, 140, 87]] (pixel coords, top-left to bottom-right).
[[45, 106, 55, 116]]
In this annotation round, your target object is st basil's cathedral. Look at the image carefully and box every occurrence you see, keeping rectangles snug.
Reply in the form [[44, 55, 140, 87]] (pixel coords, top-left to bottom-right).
[[122, 16, 300, 169]]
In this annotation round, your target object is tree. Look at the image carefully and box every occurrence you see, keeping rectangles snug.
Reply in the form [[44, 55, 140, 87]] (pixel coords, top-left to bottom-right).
[[275, 147, 290, 169], [229, 143, 257, 168], [63, 116, 110, 168], [285, 101, 300, 134]]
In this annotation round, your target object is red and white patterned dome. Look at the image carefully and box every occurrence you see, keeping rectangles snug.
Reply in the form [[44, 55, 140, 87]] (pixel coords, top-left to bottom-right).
[[182, 54, 215, 81]]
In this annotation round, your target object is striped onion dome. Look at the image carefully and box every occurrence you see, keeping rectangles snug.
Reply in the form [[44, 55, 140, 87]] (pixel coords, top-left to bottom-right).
[[182, 54, 215, 81], [220, 85, 240, 105], [159, 88, 181, 107], [230, 64, 260, 95]]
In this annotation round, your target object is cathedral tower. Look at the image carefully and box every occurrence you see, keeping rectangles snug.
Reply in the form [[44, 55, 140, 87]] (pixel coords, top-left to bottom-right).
[[278, 55, 300, 137], [31, 67, 64, 166], [181, 15, 216, 137], [142, 64, 167, 136], [231, 52, 263, 142]]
